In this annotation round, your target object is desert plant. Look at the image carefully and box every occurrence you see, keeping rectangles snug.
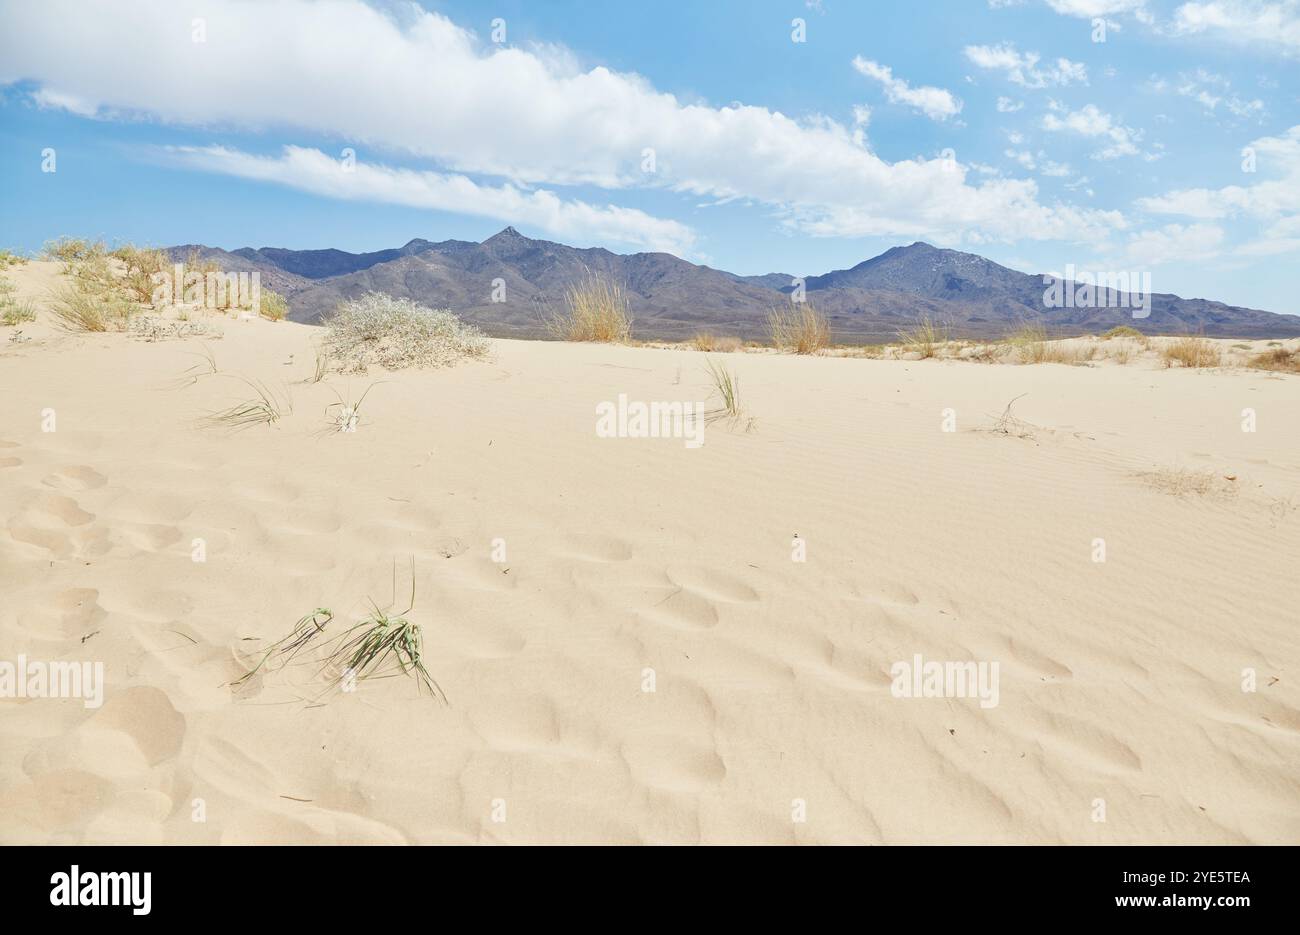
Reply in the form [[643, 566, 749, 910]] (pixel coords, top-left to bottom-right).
[[0, 249, 27, 267], [1161, 335, 1221, 368], [897, 315, 948, 358], [322, 292, 488, 372], [1103, 325, 1143, 339], [49, 280, 137, 332], [326, 563, 444, 702], [311, 344, 332, 382], [322, 383, 380, 434], [769, 302, 830, 354], [692, 331, 718, 352], [111, 244, 170, 304], [43, 237, 106, 269], [704, 358, 744, 424], [201, 377, 291, 430], [550, 273, 632, 343], [259, 289, 289, 321], [2, 300, 37, 326], [1247, 346, 1300, 373], [233, 608, 334, 686]]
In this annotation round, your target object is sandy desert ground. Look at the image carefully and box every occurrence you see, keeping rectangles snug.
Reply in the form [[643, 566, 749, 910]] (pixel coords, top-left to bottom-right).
[[1, 260, 1298, 844]]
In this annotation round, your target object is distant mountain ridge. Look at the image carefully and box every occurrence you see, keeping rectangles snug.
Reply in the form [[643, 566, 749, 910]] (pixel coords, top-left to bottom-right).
[[169, 230, 1300, 340]]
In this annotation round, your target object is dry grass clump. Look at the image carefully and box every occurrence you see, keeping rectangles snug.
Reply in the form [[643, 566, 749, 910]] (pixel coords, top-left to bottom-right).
[[0, 277, 36, 326], [704, 358, 744, 425], [897, 315, 948, 358], [233, 608, 334, 686], [692, 332, 743, 353], [49, 280, 137, 332], [259, 289, 289, 321], [769, 302, 830, 354], [551, 273, 632, 343], [1161, 335, 1221, 368], [42, 237, 106, 270], [322, 292, 488, 373], [201, 377, 291, 430], [1006, 323, 1096, 364], [1247, 346, 1300, 374], [987, 393, 1036, 438], [0, 249, 27, 268], [1136, 467, 1238, 499]]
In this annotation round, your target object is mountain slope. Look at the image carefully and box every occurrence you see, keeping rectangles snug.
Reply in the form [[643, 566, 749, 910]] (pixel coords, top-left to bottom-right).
[[168, 233, 1300, 340]]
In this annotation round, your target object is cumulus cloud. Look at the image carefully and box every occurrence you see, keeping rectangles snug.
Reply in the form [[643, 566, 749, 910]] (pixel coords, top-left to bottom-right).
[[1124, 222, 1225, 265], [157, 145, 699, 255], [851, 57, 963, 121], [1137, 125, 1300, 256], [964, 43, 1088, 88], [0, 0, 1121, 248], [1172, 1, 1300, 53], [1042, 103, 1144, 158]]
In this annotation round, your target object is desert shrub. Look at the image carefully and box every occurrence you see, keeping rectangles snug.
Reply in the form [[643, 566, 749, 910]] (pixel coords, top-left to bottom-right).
[[551, 273, 632, 343], [0, 249, 27, 267], [259, 289, 289, 321], [769, 302, 830, 354], [1247, 346, 1300, 373], [1161, 335, 1221, 368], [1103, 325, 1143, 339], [111, 244, 170, 304], [322, 292, 488, 372], [0, 276, 36, 325]]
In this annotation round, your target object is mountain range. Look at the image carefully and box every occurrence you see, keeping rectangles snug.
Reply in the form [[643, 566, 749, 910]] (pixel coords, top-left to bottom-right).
[[168, 228, 1300, 341]]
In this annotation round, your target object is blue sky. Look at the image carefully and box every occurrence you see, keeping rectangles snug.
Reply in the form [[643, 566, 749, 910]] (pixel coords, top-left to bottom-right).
[[1, 0, 1298, 313]]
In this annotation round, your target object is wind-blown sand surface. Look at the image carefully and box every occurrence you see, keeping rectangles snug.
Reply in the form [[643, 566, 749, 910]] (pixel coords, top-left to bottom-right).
[[1, 264, 1298, 844]]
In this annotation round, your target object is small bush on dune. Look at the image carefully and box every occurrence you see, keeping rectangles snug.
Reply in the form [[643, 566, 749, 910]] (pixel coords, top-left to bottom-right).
[[111, 244, 170, 304], [0, 249, 27, 268], [1103, 325, 1143, 339], [258, 289, 289, 321], [322, 292, 488, 373], [551, 273, 632, 343], [1248, 346, 1300, 373], [1161, 335, 1221, 368], [49, 280, 137, 332], [769, 302, 830, 354]]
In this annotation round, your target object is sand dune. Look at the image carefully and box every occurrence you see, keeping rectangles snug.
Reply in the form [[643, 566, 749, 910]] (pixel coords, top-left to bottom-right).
[[1, 261, 1298, 844]]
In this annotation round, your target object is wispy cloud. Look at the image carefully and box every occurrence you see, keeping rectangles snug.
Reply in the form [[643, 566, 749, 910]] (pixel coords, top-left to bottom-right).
[[155, 145, 699, 255], [964, 42, 1088, 88], [851, 57, 963, 121]]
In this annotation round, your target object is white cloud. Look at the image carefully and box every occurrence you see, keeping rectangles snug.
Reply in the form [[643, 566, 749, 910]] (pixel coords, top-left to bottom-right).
[[851, 57, 963, 121], [1138, 125, 1300, 219], [1046, 0, 1149, 18], [0, 0, 1121, 248], [997, 96, 1025, 112], [1172, 1, 1300, 53], [1174, 68, 1267, 118], [1042, 103, 1144, 158], [964, 43, 1089, 88], [1124, 222, 1225, 265], [158, 145, 698, 255]]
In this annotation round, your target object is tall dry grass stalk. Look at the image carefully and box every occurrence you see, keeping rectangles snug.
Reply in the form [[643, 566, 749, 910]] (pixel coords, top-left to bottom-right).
[[552, 273, 632, 343], [768, 302, 830, 354], [897, 315, 948, 358]]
